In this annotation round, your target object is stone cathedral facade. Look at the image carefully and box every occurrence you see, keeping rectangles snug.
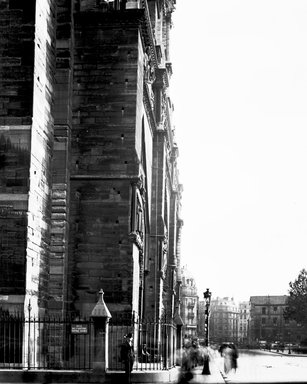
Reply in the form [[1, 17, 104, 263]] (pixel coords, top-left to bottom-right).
[[0, 0, 182, 325]]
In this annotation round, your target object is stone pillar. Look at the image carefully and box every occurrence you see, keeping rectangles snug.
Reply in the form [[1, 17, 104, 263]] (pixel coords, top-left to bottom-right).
[[174, 305, 183, 354], [91, 289, 112, 373]]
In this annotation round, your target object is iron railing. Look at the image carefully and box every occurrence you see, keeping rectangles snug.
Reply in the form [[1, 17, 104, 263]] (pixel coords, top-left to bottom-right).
[[108, 314, 177, 371], [0, 312, 178, 372], [0, 313, 93, 370]]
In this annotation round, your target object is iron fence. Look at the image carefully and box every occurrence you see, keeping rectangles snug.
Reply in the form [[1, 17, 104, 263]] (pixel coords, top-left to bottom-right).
[[108, 314, 177, 371], [0, 312, 93, 370], [0, 312, 178, 372]]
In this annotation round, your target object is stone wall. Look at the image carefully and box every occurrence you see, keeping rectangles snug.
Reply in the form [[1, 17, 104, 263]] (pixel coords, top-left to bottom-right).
[[0, 0, 57, 316], [0, 1, 35, 310], [0, 1, 36, 301], [68, 10, 144, 317], [0, 1, 181, 326], [0, 0, 36, 126], [48, 0, 74, 317], [26, 0, 57, 316]]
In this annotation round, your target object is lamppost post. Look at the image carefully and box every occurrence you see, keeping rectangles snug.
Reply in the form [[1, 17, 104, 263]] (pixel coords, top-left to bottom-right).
[[203, 288, 212, 347]]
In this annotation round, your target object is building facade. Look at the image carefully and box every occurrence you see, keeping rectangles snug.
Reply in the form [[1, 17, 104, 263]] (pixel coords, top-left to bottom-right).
[[209, 297, 240, 344], [249, 296, 303, 346], [0, 0, 182, 328], [180, 266, 199, 339], [238, 301, 250, 346]]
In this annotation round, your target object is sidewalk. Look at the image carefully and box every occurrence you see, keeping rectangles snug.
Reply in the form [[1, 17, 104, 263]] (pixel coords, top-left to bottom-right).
[[0, 365, 225, 384], [0, 353, 226, 384], [107, 364, 225, 384], [188, 360, 225, 384]]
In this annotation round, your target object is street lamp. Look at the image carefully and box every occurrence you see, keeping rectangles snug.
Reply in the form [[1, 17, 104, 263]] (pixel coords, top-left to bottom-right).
[[203, 288, 212, 347]]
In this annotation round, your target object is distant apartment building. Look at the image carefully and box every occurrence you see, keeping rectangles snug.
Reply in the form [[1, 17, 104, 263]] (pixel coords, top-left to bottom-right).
[[209, 297, 240, 344], [180, 266, 199, 338], [238, 301, 250, 345], [249, 296, 303, 345]]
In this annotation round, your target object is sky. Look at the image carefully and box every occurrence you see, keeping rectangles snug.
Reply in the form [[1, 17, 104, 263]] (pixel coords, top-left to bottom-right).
[[170, 1, 307, 302]]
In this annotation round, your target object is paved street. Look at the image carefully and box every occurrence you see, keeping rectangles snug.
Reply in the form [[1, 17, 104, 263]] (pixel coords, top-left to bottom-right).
[[1, 349, 307, 384], [144, 349, 307, 384], [210, 349, 307, 383]]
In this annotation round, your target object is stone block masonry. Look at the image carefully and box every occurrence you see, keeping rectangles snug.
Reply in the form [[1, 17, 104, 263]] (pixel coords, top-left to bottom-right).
[[0, 1, 182, 333], [0, 0, 57, 317], [48, 0, 74, 318], [67, 11, 144, 317]]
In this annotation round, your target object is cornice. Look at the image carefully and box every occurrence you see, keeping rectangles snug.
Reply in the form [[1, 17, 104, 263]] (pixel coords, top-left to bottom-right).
[[140, 0, 159, 68]]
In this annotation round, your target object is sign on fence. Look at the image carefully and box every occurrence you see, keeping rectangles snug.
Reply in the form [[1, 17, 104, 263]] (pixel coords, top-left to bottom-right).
[[71, 324, 89, 334]]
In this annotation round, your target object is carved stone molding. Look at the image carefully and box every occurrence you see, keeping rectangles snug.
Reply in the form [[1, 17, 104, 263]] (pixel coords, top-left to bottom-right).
[[153, 68, 168, 89], [143, 82, 157, 132], [144, 47, 156, 85], [160, 233, 168, 280], [129, 230, 144, 251], [135, 175, 146, 195]]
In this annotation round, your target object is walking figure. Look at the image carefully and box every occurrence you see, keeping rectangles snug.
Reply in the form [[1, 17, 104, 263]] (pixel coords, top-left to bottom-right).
[[141, 343, 150, 363], [201, 346, 210, 375], [177, 341, 194, 384], [120, 332, 135, 384], [222, 343, 238, 376]]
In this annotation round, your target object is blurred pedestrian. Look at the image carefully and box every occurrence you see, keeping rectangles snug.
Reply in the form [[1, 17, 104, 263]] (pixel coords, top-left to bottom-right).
[[201, 346, 210, 375], [229, 343, 238, 372], [222, 343, 238, 376], [218, 343, 228, 357], [177, 341, 194, 384], [190, 338, 201, 368], [120, 332, 135, 384], [141, 343, 150, 363]]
